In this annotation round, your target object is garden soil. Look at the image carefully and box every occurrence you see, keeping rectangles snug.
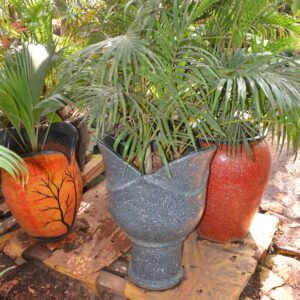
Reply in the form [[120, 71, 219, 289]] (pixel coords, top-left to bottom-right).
[[0, 252, 114, 300]]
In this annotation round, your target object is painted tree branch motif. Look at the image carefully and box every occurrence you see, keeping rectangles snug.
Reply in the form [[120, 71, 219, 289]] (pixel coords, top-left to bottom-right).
[[65, 165, 80, 228], [33, 165, 81, 233]]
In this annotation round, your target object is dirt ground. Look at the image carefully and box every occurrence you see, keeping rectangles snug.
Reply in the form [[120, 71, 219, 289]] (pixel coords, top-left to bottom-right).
[[240, 264, 263, 299], [0, 252, 101, 300]]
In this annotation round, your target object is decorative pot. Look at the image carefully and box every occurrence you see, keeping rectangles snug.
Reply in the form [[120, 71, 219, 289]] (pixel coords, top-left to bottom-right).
[[0, 123, 82, 241], [197, 138, 272, 243], [98, 137, 216, 291]]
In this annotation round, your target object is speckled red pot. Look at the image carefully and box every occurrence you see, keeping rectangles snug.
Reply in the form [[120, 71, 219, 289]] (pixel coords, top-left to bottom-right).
[[198, 138, 272, 243]]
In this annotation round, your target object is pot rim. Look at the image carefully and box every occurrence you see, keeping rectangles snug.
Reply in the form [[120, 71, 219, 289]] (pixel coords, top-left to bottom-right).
[[98, 136, 216, 177], [201, 133, 267, 145], [0, 122, 78, 162], [20, 150, 73, 159]]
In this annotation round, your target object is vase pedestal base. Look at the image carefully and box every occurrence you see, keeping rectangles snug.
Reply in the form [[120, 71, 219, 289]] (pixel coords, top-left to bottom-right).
[[128, 239, 184, 291]]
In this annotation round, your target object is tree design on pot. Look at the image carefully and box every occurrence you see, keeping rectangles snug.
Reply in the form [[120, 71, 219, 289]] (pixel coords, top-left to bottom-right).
[[1, 123, 82, 241], [32, 167, 80, 233]]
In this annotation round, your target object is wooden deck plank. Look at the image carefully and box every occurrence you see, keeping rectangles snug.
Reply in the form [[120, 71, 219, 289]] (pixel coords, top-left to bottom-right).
[[1, 176, 279, 300], [1, 180, 131, 293], [275, 221, 300, 258], [122, 232, 257, 300], [97, 270, 128, 297], [97, 213, 279, 300], [0, 229, 21, 251], [81, 154, 105, 186], [0, 216, 17, 235]]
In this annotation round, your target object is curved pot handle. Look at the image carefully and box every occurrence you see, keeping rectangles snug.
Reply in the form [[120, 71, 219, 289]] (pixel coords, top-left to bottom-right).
[[45, 122, 78, 163]]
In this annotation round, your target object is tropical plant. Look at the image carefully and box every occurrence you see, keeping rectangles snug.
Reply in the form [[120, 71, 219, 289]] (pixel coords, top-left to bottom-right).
[[8, 0, 55, 45], [45, 0, 224, 175], [188, 0, 300, 151], [200, 50, 300, 151], [43, 0, 300, 171], [203, 0, 300, 53], [0, 43, 65, 153], [279, 0, 300, 14], [0, 0, 96, 60], [0, 145, 28, 183], [54, 0, 106, 43], [92, 0, 136, 38]]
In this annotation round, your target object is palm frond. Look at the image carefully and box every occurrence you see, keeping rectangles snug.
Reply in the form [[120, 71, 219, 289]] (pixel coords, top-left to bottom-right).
[[202, 50, 300, 149], [205, 0, 300, 52], [56, 0, 223, 175], [0, 44, 57, 152], [0, 145, 28, 184]]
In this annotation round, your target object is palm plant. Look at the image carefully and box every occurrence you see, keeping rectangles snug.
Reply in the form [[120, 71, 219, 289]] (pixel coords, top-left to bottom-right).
[[0, 44, 65, 153], [0, 0, 55, 46], [52, 0, 224, 175], [0, 145, 28, 184], [189, 0, 300, 151], [203, 0, 300, 53], [43, 0, 300, 160], [200, 50, 300, 151]]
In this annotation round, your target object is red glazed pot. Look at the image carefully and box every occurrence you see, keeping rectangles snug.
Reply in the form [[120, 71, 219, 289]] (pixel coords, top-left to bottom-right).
[[198, 138, 272, 243]]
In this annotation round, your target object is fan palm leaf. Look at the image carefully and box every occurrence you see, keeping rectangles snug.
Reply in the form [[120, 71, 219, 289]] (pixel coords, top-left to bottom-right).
[[0, 44, 59, 152], [205, 0, 300, 52], [202, 50, 300, 150], [48, 0, 223, 175]]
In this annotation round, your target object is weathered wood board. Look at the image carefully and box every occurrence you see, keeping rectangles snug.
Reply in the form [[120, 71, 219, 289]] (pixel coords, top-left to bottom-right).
[[0, 171, 279, 299], [1, 180, 131, 292], [97, 213, 279, 300], [81, 154, 105, 186], [275, 221, 300, 259]]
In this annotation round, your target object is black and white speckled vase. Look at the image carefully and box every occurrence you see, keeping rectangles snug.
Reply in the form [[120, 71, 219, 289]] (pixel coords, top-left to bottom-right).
[[98, 137, 216, 291]]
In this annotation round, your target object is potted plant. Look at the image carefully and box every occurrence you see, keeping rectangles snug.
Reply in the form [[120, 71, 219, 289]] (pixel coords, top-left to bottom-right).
[[0, 44, 82, 241], [195, 0, 300, 242], [50, 0, 224, 291]]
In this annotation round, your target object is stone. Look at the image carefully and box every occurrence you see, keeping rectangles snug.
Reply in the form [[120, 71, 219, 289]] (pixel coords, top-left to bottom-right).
[[262, 146, 300, 221], [260, 202, 284, 215], [264, 255, 300, 288], [248, 214, 279, 260], [259, 267, 285, 294], [275, 222, 300, 258], [268, 285, 297, 300]]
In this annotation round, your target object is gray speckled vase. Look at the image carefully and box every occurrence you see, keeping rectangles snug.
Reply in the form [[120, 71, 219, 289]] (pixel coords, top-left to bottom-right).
[[98, 137, 216, 291]]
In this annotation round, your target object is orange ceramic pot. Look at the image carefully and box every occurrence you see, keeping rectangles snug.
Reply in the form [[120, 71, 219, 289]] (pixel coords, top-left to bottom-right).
[[197, 138, 272, 243], [1, 123, 82, 241]]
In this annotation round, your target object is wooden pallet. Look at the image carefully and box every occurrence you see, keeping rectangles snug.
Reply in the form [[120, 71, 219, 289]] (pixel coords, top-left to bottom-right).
[[0, 154, 280, 299], [0, 155, 131, 293], [96, 213, 279, 300]]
